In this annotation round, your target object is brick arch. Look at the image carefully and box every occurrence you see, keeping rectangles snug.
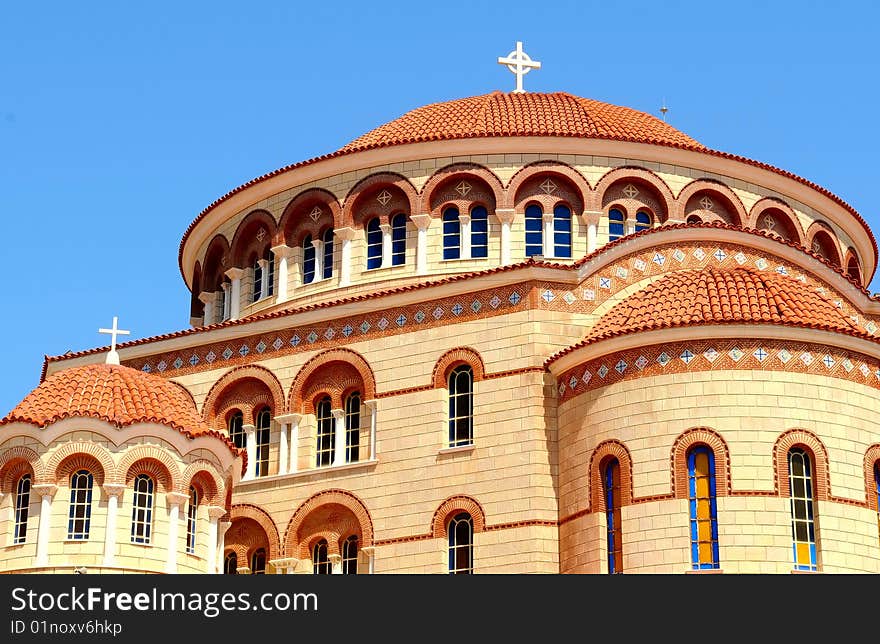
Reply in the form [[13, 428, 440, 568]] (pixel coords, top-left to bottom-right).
[[180, 460, 225, 505], [300, 362, 367, 413], [671, 427, 731, 499], [773, 429, 830, 501], [229, 209, 277, 268], [589, 440, 633, 512], [225, 516, 271, 568], [843, 247, 863, 285], [288, 348, 376, 412], [202, 233, 232, 292], [117, 446, 179, 493], [422, 163, 505, 215], [283, 489, 373, 559], [47, 442, 114, 487], [864, 445, 880, 511], [748, 197, 805, 246], [431, 495, 486, 538], [279, 187, 342, 246], [304, 531, 342, 559], [432, 347, 485, 389], [202, 364, 285, 428], [676, 179, 748, 228], [508, 161, 590, 215], [0, 445, 45, 491], [592, 166, 674, 222], [229, 504, 281, 561], [805, 220, 842, 268], [342, 171, 419, 227]]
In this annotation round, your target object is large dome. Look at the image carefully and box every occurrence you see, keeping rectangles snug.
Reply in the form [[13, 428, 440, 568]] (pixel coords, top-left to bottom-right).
[[339, 91, 705, 153]]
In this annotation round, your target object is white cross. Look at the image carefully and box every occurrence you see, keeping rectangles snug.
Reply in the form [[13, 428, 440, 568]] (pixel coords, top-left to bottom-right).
[[98, 316, 130, 365], [497, 41, 541, 93]]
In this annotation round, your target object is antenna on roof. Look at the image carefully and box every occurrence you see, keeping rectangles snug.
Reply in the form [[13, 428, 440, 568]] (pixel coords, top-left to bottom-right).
[[660, 98, 668, 122]]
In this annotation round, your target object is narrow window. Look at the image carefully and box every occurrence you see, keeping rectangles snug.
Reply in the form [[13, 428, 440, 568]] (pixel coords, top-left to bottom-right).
[[448, 365, 473, 447], [67, 469, 93, 540], [313, 539, 331, 574], [875, 462, 879, 544], [603, 458, 622, 573], [322, 228, 334, 279], [553, 204, 572, 258], [252, 255, 262, 303], [342, 535, 358, 574], [391, 213, 407, 266], [228, 411, 245, 450], [686, 214, 702, 225], [470, 206, 488, 259], [345, 391, 360, 463], [366, 217, 382, 269], [688, 446, 720, 569], [789, 447, 818, 571], [13, 474, 31, 545], [255, 406, 271, 477], [315, 396, 334, 467], [266, 251, 275, 297], [635, 210, 652, 233], [185, 485, 198, 554], [443, 207, 461, 260], [608, 208, 625, 242], [130, 474, 154, 545], [448, 512, 473, 574], [251, 548, 267, 574], [302, 234, 315, 284], [224, 551, 238, 575], [524, 204, 543, 256]]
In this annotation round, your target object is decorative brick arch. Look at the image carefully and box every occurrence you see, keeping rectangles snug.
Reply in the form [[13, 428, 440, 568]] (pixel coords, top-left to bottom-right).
[[670, 427, 731, 499], [0, 445, 44, 491], [589, 440, 633, 512], [228, 504, 281, 561], [422, 163, 505, 215], [431, 495, 486, 538], [843, 247, 863, 285], [229, 209, 277, 268], [117, 446, 179, 493], [341, 171, 419, 227], [432, 347, 486, 389], [592, 166, 674, 222], [805, 220, 842, 268], [288, 348, 376, 413], [202, 364, 285, 428], [225, 516, 271, 569], [279, 188, 342, 246], [507, 161, 590, 214], [773, 429, 830, 501], [748, 197, 805, 246], [202, 233, 232, 292], [181, 460, 225, 505], [47, 442, 114, 487], [864, 445, 880, 511], [675, 179, 748, 228], [283, 489, 374, 559]]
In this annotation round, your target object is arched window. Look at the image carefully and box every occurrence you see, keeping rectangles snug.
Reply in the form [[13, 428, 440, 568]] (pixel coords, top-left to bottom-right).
[[875, 462, 879, 543], [448, 365, 473, 448], [315, 396, 334, 467], [342, 535, 358, 574], [524, 204, 543, 257], [686, 214, 702, 225], [442, 207, 461, 260], [608, 208, 625, 242], [251, 548, 267, 574], [322, 228, 334, 280], [185, 485, 198, 554], [391, 213, 407, 266], [255, 406, 271, 477], [635, 211, 652, 233], [603, 458, 622, 574], [470, 206, 488, 259], [448, 512, 473, 574], [266, 248, 275, 297], [13, 473, 31, 545], [302, 234, 315, 284], [67, 469, 93, 540], [130, 474, 154, 545], [313, 539, 331, 574], [224, 551, 238, 575], [345, 391, 360, 464], [252, 248, 275, 302], [251, 254, 262, 303], [788, 447, 818, 571], [687, 446, 719, 569], [228, 411, 245, 449], [553, 204, 572, 258], [366, 217, 382, 269]]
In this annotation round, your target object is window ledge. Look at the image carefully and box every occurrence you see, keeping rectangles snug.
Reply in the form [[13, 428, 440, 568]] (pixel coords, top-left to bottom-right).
[[438, 444, 475, 456], [790, 568, 821, 574], [440, 257, 488, 263], [685, 568, 723, 574], [364, 264, 408, 274], [235, 458, 379, 486]]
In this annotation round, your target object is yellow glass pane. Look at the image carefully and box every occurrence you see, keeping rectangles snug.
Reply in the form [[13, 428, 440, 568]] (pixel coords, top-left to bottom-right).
[[698, 520, 712, 542], [697, 498, 711, 519], [696, 475, 710, 498], [695, 451, 709, 477], [698, 541, 713, 563], [795, 541, 811, 564]]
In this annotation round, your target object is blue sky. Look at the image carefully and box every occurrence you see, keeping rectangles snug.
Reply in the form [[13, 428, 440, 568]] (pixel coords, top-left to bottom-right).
[[1, 0, 878, 414]]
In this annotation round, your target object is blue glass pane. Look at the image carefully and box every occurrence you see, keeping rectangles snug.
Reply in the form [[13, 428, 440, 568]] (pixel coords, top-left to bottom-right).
[[366, 218, 382, 269], [525, 204, 543, 256], [609, 208, 625, 241], [303, 236, 315, 284], [391, 214, 407, 266], [553, 205, 572, 258], [323, 231, 333, 279], [471, 206, 488, 258], [443, 209, 460, 260]]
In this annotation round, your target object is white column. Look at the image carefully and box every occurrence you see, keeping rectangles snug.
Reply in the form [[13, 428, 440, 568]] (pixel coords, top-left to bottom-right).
[[495, 209, 515, 265], [278, 422, 289, 475], [311, 239, 324, 282], [243, 424, 256, 480], [102, 484, 126, 567], [257, 259, 270, 300], [165, 492, 188, 574], [33, 484, 57, 568], [378, 223, 393, 268], [459, 214, 472, 259], [542, 212, 554, 258], [626, 220, 635, 236], [225, 267, 244, 320], [410, 214, 432, 275], [289, 413, 301, 473], [333, 227, 356, 287], [329, 553, 342, 575], [331, 408, 345, 466], [220, 282, 231, 320], [198, 291, 215, 326], [275, 413, 301, 475], [365, 399, 378, 460], [270, 244, 293, 302], [206, 506, 226, 574], [362, 546, 376, 575], [582, 211, 602, 255]]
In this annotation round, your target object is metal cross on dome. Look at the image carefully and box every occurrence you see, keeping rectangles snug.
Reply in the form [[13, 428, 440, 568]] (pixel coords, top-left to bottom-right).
[[497, 41, 541, 93], [98, 316, 130, 365]]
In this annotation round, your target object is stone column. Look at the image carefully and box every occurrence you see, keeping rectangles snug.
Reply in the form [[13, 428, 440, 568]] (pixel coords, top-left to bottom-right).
[[243, 424, 256, 480], [378, 223, 393, 268], [198, 291, 215, 326], [331, 408, 345, 466], [459, 214, 472, 259], [278, 421, 288, 475], [410, 214, 432, 275], [165, 491, 188, 574], [274, 413, 301, 475], [362, 546, 376, 575], [626, 220, 635, 236], [329, 553, 342, 575], [333, 227, 357, 286], [220, 282, 231, 320], [542, 212, 554, 258], [582, 210, 602, 254], [257, 259, 270, 300], [33, 484, 57, 568], [224, 267, 244, 320], [270, 557, 298, 575], [102, 483, 126, 567], [206, 506, 226, 574], [311, 239, 324, 282], [270, 244, 293, 302], [494, 209, 516, 265], [289, 413, 301, 473], [364, 399, 378, 460]]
